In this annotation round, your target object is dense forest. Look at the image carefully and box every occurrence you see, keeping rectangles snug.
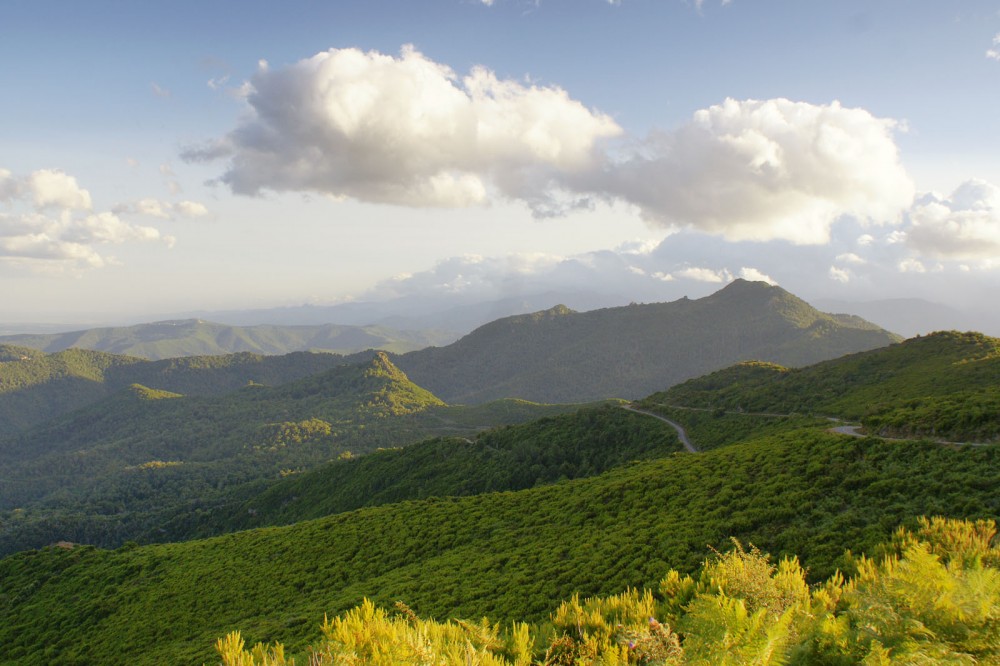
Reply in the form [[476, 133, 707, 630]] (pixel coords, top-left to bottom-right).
[[2, 429, 998, 664], [0, 353, 582, 555]]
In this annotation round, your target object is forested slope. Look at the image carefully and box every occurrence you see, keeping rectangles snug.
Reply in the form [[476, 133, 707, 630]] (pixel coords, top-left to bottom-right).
[[649, 330, 1000, 442], [146, 404, 682, 540], [0, 354, 578, 555], [2, 430, 997, 665], [395, 279, 899, 404], [0, 345, 354, 434]]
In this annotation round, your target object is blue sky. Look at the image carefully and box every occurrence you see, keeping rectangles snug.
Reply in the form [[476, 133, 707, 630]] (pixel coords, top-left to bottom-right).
[[2, 0, 999, 324]]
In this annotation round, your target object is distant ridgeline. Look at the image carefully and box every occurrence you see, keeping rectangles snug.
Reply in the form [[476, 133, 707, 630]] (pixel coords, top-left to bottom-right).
[[394, 279, 901, 404], [0, 318, 457, 360]]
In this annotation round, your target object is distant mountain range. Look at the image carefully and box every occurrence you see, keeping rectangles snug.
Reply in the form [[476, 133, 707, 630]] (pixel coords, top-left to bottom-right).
[[0, 319, 456, 360], [393, 279, 902, 404]]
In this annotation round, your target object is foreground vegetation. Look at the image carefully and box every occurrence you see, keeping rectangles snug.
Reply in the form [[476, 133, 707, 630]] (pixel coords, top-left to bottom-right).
[[217, 517, 1000, 665], [2, 431, 997, 665]]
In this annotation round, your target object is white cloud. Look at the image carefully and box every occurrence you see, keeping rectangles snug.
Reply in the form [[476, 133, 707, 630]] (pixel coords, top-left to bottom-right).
[[907, 180, 1000, 259], [151, 82, 171, 98], [1, 169, 94, 210], [113, 198, 209, 219], [184, 45, 621, 213], [835, 252, 866, 265], [738, 266, 776, 284], [0, 167, 171, 272], [175, 201, 209, 217], [898, 258, 927, 273], [673, 266, 730, 283], [828, 266, 851, 283], [588, 98, 914, 244], [987, 33, 1000, 61]]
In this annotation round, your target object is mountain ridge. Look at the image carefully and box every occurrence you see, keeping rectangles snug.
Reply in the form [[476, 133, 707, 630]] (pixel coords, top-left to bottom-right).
[[394, 279, 901, 404]]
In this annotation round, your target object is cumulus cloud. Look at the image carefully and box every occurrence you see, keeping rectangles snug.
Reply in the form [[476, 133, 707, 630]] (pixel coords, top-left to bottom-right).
[[0, 167, 171, 272], [587, 98, 914, 244], [906, 180, 1000, 259], [0, 169, 93, 210], [183, 45, 621, 213]]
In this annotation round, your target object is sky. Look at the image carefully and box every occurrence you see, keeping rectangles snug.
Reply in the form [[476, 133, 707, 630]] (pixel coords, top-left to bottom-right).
[[2, 0, 999, 326]]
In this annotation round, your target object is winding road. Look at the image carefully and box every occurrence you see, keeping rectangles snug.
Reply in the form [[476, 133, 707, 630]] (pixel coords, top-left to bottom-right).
[[622, 404, 698, 453]]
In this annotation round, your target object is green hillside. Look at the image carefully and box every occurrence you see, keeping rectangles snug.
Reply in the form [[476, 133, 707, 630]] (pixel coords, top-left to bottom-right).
[[1, 430, 997, 665], [146, 404, 682, 540], [0, 345, 355, 434], [648, 331, 1000, 442], [0, 318, 456, 359], [395, 280, 900, 404], [0, 354, 579, 555]]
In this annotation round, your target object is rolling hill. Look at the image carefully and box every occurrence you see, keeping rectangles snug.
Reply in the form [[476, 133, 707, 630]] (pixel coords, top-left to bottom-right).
[[1, 429, 996, 665], [0, 353, 580, 555], [394, 279, 901, 404], [0, 318, 455, 360], [0, 345, 363, 435], [647, 330, 1000, 442]]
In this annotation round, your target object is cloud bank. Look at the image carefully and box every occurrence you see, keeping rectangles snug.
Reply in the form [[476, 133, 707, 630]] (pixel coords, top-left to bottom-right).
[[188, 47, 917, 246], [0, 168, 174, 272]]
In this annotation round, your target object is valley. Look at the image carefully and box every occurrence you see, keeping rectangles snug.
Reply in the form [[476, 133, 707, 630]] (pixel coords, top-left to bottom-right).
[[0, 285, 997, 664]]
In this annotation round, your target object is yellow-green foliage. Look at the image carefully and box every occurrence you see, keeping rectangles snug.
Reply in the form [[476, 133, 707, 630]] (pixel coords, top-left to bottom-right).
[[217, 518, 1000, 665], [217, 599, 532, 666]]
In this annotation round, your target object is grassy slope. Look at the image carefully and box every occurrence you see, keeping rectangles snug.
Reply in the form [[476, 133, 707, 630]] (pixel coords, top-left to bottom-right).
[[1, 430, 997, 665], [395, 280, 899, 404]]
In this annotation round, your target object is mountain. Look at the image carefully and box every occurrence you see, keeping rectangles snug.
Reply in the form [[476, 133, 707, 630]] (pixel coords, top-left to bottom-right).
[[0, 318, 456, 360], [0, 353, 581, 555], [0, 345, 357, 435], [394, 279, 901, 404]]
